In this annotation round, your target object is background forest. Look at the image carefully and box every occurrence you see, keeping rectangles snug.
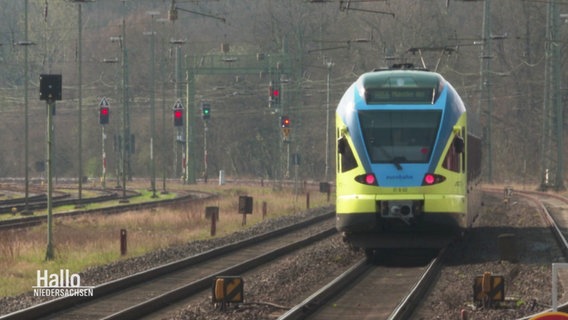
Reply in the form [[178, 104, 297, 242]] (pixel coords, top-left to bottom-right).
[[0, 0, 560, 186]]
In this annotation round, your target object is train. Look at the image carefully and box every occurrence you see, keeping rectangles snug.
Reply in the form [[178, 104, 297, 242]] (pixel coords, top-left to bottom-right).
[[335, 64, 482, 253]]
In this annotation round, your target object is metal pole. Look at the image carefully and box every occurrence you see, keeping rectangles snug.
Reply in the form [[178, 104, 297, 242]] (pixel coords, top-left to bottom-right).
[[147, 11, 159, 198], [203, 120, 208, 182], [185, 68, 195, 184], [120, 3, 129, 202], [174, 46, 180, 179], [102, 126, 106, 189], [480, 0, 492, 182], [45, 101, 54, 261], [161, 42, 168, 193], [24, 0, 30, 213], [324, 59, 332, 181], [551, 0, 564, 189], [77, 3, 84, 206]]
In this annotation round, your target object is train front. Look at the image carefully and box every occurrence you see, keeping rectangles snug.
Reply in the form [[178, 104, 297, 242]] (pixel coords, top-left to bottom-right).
[[335, 69, 468, 249]]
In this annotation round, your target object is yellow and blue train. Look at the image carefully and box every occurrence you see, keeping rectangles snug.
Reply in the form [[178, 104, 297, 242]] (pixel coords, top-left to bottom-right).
[[336, 65, 481, 251]]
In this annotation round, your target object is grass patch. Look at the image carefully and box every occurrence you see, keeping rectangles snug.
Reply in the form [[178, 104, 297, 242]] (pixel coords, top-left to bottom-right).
[[0, 182, 333, 297]]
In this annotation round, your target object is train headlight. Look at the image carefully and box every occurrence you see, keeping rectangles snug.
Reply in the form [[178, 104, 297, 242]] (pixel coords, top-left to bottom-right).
[[355, 173, 378, 186], [422, 173, 446, 185]]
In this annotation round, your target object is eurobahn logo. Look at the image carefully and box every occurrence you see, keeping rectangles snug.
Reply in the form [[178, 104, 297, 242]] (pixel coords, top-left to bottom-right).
[[33, 269, 94, 297]]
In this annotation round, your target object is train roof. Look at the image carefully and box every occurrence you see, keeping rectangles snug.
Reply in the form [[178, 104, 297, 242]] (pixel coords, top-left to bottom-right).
[[356, 69, 446, 105], [360, 69, 444, 90]]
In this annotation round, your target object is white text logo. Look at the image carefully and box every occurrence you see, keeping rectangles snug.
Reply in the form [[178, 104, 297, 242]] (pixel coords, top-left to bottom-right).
[[33, 269, 94, 297]]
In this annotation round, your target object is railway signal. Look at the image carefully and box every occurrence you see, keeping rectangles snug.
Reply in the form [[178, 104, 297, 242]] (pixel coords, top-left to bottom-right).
[[174, 109, 183, 126], [201, 103, 211, 120], [99, 107, 109, 124], [173, 100, 184, 127], [99, 97, 110, 125], [280, 115, 290, 128], [281, 115, 291, 140], [269, 81, 280, 107]]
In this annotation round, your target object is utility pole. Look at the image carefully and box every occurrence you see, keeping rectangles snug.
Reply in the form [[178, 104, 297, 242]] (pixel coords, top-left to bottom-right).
[[23, 0, 31, 213], [146, 11, 160, 198], [480, 0, 493, 183], [77, 2, 83, 205], [117, 0, 130, 202], [69, 0, 90, 208], [170, 40, 185, 180], [324, 58, 333, 181], [541, 0, 563, 190]]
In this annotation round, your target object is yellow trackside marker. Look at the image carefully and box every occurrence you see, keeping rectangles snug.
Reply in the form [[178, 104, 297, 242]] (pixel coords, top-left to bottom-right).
[[473, 272, 505, 305], [212, 276, 244, 310]]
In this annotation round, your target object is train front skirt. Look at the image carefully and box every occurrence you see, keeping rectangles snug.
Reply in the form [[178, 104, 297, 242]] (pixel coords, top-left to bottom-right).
[[337, 195, 466, 249]]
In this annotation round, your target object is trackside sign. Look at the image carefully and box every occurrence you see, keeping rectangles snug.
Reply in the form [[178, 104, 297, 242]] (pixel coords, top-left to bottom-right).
[[33, 269, 94, 297]]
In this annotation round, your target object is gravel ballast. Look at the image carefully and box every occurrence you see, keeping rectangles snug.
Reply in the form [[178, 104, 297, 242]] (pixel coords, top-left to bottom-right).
[[2, 191, 565, 320]]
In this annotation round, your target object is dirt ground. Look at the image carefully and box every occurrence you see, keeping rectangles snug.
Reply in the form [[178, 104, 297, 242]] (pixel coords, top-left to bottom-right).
[[413, 192, 566, 319], [3, 192, 563, 320], [168, 191, 568, 320]]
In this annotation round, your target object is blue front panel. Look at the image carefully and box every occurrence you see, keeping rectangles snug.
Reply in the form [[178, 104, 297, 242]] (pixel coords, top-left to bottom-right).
[[353, 87, 451, 181], [372, 163, 429, 187], [336, 70, 466, 188]]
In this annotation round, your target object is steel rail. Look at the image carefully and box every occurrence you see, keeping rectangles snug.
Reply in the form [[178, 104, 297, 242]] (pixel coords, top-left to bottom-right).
[[0, 211, 334, 320], [388, 251, 444, 319], [512, 191, 568, 319], [104, 227, 336, 320], [0, 190, 209, 230], [276, 258, 370, 320]]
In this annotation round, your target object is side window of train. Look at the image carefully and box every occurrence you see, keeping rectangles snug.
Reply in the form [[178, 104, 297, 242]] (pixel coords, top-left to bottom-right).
[[338, 136, 358, 172], [443, 135, 463, 173]]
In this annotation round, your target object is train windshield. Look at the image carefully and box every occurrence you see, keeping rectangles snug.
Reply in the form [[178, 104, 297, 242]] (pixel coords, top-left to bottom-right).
[[359, 110, 441, 164]]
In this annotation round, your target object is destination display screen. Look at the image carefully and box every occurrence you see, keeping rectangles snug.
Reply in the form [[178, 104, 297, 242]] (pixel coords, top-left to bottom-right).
[[365, 87, 435, 104]]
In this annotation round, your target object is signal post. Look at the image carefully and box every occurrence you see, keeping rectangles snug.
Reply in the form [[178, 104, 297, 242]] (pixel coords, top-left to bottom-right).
[[99, 97, 110, 189], [201, 102, 211, 182], [172, 99, 184, 180], [39, 74, 62, 261]]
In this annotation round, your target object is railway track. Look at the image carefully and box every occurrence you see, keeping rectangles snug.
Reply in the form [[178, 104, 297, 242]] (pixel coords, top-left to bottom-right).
[[513, 189, 568, 318], [0, 189, 210, 230], [277, 248, 443, 320], [274, 188, 568, 320], [0, 183, 71, 214], [0, 211, 336, 320], [8, 186, 568, 319]]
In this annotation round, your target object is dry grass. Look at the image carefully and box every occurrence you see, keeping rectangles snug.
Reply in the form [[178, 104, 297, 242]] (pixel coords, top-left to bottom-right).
[[0, 182, 332, 297]]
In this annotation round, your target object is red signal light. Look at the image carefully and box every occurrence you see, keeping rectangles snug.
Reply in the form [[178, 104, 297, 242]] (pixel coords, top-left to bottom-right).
[[99, 107, 109, 125], [269, 82, 281, 106], [173, 109, 183, 127]]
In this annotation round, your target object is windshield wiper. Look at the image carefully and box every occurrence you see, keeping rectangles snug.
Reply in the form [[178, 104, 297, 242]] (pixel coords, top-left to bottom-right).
[[378, 146, 404, 170], [392, 156, 406, 171]]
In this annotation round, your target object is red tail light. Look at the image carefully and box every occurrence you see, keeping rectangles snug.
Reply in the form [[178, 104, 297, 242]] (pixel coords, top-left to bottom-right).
[[355, 173, 378, 186], [422, 173, 446, 185]]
